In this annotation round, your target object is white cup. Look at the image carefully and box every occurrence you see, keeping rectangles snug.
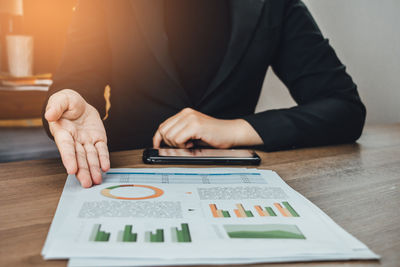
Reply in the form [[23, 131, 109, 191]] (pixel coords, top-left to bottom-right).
[[6, 35, 34, 77]]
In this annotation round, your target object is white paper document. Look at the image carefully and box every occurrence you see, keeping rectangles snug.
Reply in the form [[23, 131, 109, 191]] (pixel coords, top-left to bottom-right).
[[41, 168, 379, 266]]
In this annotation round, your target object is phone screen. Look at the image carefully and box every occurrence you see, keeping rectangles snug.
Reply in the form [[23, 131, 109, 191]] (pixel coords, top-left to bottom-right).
[[157, 148, 254, 158]]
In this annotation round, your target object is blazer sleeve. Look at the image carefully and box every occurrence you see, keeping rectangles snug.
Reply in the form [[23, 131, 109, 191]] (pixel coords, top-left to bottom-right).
[[42, 0, 111, 137], [243, 0, 366, 151]]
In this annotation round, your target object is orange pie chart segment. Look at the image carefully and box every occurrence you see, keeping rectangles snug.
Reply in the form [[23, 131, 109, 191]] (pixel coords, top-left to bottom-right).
[[101, 185, 164, 200]]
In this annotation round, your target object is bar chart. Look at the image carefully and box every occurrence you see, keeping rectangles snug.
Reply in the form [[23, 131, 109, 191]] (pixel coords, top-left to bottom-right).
[[145, 229, 164, 242], [209, 204, 231, 218], [117, 225, 137, 242], [208, 202, 300, 218], [274, 202, 300, 217], [171, 223, 192, 242], [234, 204, 254, 217], [254, 205, 277, 217], [90, 223, 191, 243], [89, 224, 111, 242]]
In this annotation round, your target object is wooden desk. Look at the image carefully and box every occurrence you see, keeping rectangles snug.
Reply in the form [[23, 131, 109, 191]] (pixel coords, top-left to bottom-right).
[[1, 124, 399, 267]]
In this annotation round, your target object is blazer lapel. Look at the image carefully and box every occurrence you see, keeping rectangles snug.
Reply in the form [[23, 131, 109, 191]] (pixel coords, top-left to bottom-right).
[[130, 0, 183, 90], [199, 0, 266, 105]]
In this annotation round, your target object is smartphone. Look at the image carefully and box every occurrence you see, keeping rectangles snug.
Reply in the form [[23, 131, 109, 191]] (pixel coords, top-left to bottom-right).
[[143, 148, 261, 165]]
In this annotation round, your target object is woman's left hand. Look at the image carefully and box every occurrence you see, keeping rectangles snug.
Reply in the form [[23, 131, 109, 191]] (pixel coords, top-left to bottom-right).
[[152, 108, 263, 149]]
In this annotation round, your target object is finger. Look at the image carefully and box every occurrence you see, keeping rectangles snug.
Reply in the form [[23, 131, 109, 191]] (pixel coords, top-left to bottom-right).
[[161, 132, 174, 148], [158, 114, 182, 133], [163, 119, 190, 147], [173, 124, 199, 148], [45, 93, 70, 122], [154, 112, 187, 147], [84, 143, 102, 185], [95, 141, 110, 172], [153, 130, 163, 148], [46, 90, 84, 122], [185, 141, 194, 149], [157, 126, 175, 147], [52, 124, 78, 174], [75, 142, 92, 188]]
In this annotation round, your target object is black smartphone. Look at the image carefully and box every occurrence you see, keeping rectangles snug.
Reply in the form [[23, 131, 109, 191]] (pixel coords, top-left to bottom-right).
[[143, 148, 261, 165]]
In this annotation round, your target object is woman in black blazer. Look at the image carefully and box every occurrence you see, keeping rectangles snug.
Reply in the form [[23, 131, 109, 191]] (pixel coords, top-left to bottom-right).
[[43, 0, 366, 187]]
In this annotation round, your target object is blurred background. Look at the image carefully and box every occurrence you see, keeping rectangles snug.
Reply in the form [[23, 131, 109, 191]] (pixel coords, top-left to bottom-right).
[[0, 0, 399, 162], [258, 0, 400, 124]]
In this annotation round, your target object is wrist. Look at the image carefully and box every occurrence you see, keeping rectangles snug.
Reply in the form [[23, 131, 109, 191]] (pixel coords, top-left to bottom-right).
[[230, 119, 263, 147]]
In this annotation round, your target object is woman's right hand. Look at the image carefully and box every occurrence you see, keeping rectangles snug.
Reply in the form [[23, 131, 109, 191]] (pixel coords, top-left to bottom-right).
[[45, 89, 110, 188]]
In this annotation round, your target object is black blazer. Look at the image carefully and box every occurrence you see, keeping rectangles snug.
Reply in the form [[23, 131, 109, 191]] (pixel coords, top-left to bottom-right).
[[44, 0, 366, 152]]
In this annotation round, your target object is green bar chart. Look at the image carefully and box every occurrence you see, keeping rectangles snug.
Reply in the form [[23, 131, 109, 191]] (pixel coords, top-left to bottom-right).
[[89, 224, 111, 242], [145, 229, 164, 243], [117, 225, 137, 242], [90, 223, 192, 243], [171, 223, 192, 242]]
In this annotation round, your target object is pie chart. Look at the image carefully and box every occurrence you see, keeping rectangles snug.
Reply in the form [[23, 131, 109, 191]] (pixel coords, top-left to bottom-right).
[[101, 184, 164, 200]]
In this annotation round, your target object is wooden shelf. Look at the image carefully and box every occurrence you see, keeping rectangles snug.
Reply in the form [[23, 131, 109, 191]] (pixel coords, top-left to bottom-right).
[[0, 89, 47, 120]]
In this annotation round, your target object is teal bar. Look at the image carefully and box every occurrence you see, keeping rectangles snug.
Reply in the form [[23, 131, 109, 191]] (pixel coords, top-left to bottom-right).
[[131, 233, 137, 242], [89, 224, 101, 242], [123, 225, 133, 242], [181, 223, 191, 242], [95, 230, 103, 242], [156, 229, 164, 242], [245, 210, 254, 217], [103, 232, 110, 241], [150, 232, 156, 242], [222, 210, 231, 217], [177, 229, 184, 242]]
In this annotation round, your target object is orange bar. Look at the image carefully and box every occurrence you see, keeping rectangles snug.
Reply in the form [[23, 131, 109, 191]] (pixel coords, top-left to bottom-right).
[[283, 208, 293, 217], [254, 205, 266, 217], [236, 204, 247, 217], [209, 204, 219, 218], [234, 209, 243, 218], [216, 209, 224, 218], [274, 203, 289, 217]]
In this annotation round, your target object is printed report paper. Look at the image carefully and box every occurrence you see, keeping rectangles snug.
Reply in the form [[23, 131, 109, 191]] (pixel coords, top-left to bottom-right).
[[41, 168, 379, 265]]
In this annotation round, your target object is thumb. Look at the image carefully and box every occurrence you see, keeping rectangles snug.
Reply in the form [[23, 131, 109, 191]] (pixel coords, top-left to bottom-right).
[[45, 90, 84, 122], [45, 92, 69, 122]]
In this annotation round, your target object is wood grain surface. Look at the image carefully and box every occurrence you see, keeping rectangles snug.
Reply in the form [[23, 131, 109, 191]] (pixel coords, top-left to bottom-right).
[[0, 124, 399, 267]]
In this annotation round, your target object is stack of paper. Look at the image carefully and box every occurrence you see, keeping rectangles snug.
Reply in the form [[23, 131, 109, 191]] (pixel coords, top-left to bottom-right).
[[41, 168, 379, 266]]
